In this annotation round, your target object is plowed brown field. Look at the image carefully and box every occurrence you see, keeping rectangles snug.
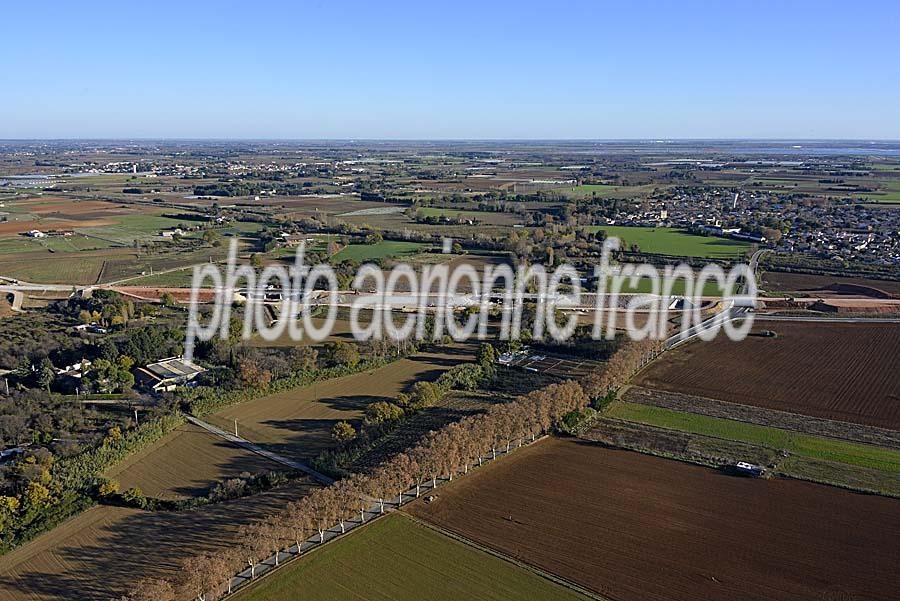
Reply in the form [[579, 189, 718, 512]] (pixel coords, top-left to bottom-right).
[[407, 438, 900, 601], [635, 322, 900, 429], [762, 271, 900, 297]]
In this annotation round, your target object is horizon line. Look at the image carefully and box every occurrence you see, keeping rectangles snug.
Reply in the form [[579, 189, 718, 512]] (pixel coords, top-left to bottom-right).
[[2, 137, 900, 144]]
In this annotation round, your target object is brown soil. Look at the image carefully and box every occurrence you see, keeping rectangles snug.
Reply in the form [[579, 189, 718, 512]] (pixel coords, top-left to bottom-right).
[[762, 271, 900, 298], [407, 437, 900, 601], [634, 322, 900, 429], [0, 219, 115, 235]]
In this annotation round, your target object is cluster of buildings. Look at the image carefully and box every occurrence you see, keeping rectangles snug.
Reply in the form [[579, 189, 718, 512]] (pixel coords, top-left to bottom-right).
[[25, 229, 74, 238], [53, 353, 207, 394], [134, 356, 207, 393], [626, 187, 899, 265]]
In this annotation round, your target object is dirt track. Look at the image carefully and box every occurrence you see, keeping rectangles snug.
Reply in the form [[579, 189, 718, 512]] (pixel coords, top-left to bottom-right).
[[407, 438, 900, 601], [635, 321, 900, 430]]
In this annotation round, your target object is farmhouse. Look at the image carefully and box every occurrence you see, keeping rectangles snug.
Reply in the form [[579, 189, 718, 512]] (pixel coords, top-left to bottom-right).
[[73, 323, 109, 334], [279, 233, 316, 247], [134, 356, 206, 392]]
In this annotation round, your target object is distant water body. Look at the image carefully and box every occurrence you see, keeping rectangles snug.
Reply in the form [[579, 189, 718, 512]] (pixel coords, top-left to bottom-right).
[[567, 140, 900, 156]]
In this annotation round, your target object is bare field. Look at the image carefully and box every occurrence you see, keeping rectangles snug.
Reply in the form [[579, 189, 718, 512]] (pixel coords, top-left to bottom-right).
[[407, 438, 900, 601], [0, 218, 115, 235], [0, 482, 315, 601], [104, 423, 282, 499], [205, 345, 475, 461], [634, 322, 900, 429], [762, 271, 900, 298]]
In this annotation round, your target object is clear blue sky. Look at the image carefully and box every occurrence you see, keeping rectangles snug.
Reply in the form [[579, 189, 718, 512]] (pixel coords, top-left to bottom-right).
[[2, 0, 898, 139]]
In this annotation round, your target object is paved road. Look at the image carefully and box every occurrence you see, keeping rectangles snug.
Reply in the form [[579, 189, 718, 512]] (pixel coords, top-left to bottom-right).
[[183, 414, 334, 485], [663, 249, 764, 349]]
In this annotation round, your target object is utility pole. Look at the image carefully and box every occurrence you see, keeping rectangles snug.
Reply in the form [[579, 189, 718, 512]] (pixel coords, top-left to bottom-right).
[[234, 418, 239, 437], [133, 408, 139, 426], [3, 378, 8, 396]]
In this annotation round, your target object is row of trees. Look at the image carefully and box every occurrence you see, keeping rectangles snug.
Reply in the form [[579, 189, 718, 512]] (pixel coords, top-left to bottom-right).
[[120, 339, 662, 601]]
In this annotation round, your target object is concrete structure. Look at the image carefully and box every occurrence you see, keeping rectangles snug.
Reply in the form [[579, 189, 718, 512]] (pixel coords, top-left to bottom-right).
[[135, 356, 206, 392]]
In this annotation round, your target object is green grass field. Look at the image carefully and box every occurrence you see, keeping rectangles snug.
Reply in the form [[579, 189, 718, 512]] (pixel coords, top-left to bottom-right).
[[233, 513, 587, 601], [606, 402, 900, 473], [415, 207, 519, 226], [861, 187, 900, 204], [77, 214, 198, 244], [126, 268, 200, 287], [0, 233, 122, 256], [0, 254, 107, 284], [601, 275, 724, 296], [332, 240, 424, 263], [584, 226, 752, 259]]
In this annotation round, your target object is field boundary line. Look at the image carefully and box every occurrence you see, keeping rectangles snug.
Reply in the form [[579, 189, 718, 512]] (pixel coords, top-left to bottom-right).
[[217, 435, 552, 599], [183, 414, 335, 485], [402, 512, 608, 601], [585, 418, 900, 498], [623, 387, 900, 449]]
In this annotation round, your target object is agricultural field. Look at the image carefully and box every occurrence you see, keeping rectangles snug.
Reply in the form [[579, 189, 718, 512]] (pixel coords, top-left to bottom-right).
[[204, 345, 475, 462], [861, 180, 900, 204], [553, 183, 658, 198], [75, 213, 194, 246], [634, 322, 900, 429], [583, 226, 751, 259], [605, 401, 900, 473], [331, 240, 425, 263], [622, 387, 900, 450], [373, 254, 513, 291], [598, 273, 725, 296], [416, 207, 520, 225], [0, 195, 236, 284], [247, 316, 357, 347], [0, 244, 237, 286], [232, 513, 588, 601], [268, 196, 395, 218], [0, 249, 112, 284], [0, 482, 316, 601], [761, 271, 900, 297], [407, 438, 900, 601], [104, 423, 283, 499], [123, 268, 200, 288]]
